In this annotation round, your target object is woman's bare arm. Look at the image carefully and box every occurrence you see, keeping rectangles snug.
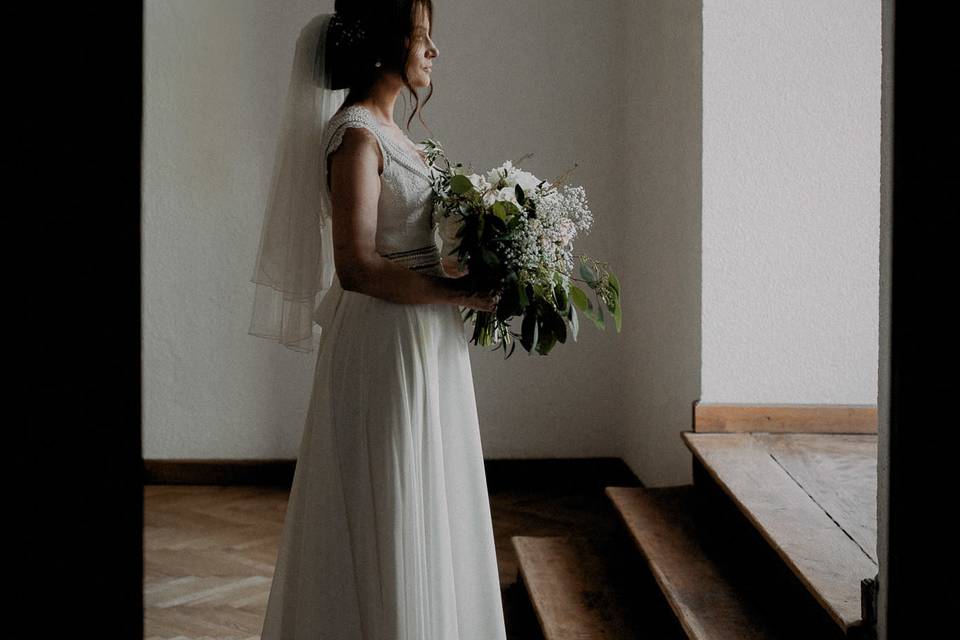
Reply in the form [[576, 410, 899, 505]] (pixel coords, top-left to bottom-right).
[[327, 126, 475, 306]]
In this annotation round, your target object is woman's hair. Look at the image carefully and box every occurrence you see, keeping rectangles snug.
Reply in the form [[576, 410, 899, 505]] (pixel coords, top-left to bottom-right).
[[327, 0, 434, 131]]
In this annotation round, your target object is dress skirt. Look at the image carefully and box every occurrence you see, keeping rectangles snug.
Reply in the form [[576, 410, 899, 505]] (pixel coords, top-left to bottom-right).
[[259, 274, 507, 640]]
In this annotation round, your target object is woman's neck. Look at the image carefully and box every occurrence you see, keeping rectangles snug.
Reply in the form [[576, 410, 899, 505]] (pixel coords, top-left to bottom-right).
[[358, 78, 404, 129]]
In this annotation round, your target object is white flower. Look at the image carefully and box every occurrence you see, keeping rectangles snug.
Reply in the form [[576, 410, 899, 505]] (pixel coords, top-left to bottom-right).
[[467, 173, 490, 192], [511, 169, 541, 192], [485, 160, 515, 188], [484, 159, 541, 199], [495, 186, 519, 207]]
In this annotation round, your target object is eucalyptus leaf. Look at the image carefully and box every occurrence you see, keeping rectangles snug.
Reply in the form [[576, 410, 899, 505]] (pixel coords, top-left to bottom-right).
[[579, 262, 596, 285], [449, 174, 474, 195], [521, 311, 538, 354], [553, 284, 568, 313], [608, 271, 621, 297], [592, 298, 605, 330], [554, 310, 567, 344], [570, 285, 589, 311]]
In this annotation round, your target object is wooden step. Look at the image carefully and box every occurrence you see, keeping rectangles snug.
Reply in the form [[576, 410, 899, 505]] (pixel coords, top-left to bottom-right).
[[606, 485, 806, 640], [510, 535, 684, 639], [681, 432, 878, 635]]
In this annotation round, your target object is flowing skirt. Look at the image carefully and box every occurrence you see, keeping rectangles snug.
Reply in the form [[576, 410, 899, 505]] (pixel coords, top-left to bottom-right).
[[260, 274, 507, 640]]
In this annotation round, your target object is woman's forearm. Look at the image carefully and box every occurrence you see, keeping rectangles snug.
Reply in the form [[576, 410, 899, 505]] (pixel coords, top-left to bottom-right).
[[340, 255, 463, 305]]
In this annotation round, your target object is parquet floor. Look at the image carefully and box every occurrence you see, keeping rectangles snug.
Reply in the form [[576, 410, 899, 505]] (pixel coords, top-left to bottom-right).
[[144, 483, 623, 640]]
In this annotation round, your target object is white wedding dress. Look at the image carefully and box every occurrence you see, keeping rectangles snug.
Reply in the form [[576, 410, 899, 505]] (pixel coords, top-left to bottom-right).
[[259, 104, 507, 640]]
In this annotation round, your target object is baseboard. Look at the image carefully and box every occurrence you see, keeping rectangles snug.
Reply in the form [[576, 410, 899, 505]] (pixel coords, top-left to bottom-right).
[[143, 456, 643, 491], [693, 401, 877, 434]]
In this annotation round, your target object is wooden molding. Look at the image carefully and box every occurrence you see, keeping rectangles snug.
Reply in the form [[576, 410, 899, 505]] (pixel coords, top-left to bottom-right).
[[143, 457, 643, 490], [693, 402, 877, 434]]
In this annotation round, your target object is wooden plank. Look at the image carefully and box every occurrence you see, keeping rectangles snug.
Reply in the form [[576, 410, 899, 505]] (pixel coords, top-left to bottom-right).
[[682, 432, 878, 634], [753, 433, 878, 564], [606, 485, 790, 640], [693, 403, 877, 434], [511, 535, 651, 639]]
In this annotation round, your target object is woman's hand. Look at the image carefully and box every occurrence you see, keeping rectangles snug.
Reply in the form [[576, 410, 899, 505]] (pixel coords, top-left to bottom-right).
[[448, 273, 501, 312], [461, 288, 501, 312]]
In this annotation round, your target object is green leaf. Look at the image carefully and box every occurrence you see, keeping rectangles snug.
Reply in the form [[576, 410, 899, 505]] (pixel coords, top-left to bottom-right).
[[579, 262, 596, 285], [608, 271, 621, 297], [449, 174, 474, 195], [481, 247, 500, 268], [591, 297, 605, 330], [488, 215, 507, 234], [491, 201, 507, 221], [515, 184, 526, 206], [570, 285, 589, 311], [613, 294, 622, 332], [535, 315, 557, 355], [554, 309, 567, 344], [553, 284, 568, 313], [521, 311, 538, 354]]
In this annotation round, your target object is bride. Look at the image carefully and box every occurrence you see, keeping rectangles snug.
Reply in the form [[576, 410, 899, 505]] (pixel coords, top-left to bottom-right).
[[249, 1, 507, 638]]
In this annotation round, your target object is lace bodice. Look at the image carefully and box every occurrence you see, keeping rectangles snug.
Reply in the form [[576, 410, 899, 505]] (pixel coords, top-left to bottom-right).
[[320, 104, 443, 277]]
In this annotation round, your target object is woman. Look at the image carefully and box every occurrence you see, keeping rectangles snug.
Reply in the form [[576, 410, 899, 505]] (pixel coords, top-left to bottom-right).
[[251, 1, 507, 638]]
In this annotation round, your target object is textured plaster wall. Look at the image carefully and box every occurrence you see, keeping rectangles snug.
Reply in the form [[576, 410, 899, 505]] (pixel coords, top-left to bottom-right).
[[701, 0, 881, 404]]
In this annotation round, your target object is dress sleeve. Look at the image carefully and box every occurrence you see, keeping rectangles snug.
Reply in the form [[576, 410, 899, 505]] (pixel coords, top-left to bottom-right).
[[324, 120, 388, 175]]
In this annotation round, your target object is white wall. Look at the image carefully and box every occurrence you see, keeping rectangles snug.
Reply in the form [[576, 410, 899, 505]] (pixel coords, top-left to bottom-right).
[[144, 1, 881, 489], [618, 0, 703, 486], [143, 0, 628, 461], [701, 0, 881, 404]]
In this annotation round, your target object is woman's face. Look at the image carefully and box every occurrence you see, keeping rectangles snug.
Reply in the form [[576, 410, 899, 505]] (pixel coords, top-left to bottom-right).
[[403, 8, 438, 89]]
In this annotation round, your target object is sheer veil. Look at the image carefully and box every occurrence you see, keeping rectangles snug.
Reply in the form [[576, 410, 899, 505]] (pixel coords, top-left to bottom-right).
[[248, 13, 347, 353]]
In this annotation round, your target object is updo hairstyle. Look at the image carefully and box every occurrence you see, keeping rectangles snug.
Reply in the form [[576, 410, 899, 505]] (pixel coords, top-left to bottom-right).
[[326, 0, 435, 130]]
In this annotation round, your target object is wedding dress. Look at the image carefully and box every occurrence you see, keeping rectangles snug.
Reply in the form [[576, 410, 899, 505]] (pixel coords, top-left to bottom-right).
[[259, 103, 507, 640]]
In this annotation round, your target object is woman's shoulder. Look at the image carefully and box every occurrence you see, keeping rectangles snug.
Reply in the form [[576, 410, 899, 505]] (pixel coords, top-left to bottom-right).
[[327, 104, 380, 135], [324, 104, 386, 158]]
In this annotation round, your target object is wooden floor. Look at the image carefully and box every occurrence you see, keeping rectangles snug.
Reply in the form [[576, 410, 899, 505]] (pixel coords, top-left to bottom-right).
[[144, 482, 633, 640]]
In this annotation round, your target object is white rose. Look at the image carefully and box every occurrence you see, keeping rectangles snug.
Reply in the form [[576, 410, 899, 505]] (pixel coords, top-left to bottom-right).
[[513, 170, 541, 192], [486, 160, 514, 188], [467, 173, 490, 192], [496, 186, 519, 207]]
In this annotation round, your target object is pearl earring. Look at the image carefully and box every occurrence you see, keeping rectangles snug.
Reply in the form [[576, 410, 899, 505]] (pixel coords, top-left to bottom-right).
[[374, 60, 382, 68]]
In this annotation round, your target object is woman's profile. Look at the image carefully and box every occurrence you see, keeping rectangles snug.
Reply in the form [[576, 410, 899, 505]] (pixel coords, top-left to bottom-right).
[[251, 1, 507, 638]]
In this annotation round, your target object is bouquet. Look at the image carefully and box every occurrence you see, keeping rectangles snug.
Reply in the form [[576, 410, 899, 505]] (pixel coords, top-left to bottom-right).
[[422, 139, 622, 357]]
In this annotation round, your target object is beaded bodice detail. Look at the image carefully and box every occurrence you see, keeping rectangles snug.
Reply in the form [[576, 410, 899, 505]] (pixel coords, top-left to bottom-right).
[[320, 104, 443, 276]]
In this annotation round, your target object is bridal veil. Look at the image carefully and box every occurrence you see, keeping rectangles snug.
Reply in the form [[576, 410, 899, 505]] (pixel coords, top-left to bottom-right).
[[248, 13, 347, 353]]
